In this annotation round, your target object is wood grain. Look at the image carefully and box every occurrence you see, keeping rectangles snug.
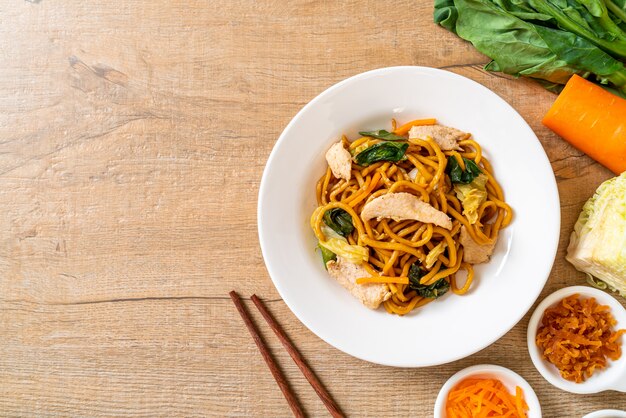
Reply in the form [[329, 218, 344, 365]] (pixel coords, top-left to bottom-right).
[[230, 292, 305, 418], [0, 0, 624, 416], [251, 295, 344, 418]]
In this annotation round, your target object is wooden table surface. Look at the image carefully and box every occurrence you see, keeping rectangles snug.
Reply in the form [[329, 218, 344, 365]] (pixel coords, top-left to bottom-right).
[[1, 1, 625, 416]]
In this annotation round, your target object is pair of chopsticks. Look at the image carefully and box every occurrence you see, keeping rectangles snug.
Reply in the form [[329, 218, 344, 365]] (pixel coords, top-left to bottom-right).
[[229, 291, 344, 418]]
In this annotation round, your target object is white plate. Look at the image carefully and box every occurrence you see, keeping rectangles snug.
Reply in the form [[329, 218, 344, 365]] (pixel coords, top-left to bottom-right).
[[258, 66, 560, 367]]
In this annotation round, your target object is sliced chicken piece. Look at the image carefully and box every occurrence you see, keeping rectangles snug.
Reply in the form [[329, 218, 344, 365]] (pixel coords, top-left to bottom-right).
[[361, 192, 452, 230], [459, 226, 497, 264], [326, 256, 391, 309], [408, 125, 468, 151], [325, 141, 352, 181]]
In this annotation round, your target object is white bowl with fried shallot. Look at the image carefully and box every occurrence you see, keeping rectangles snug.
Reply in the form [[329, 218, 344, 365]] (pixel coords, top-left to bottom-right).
[[527, 286, 626, 394]]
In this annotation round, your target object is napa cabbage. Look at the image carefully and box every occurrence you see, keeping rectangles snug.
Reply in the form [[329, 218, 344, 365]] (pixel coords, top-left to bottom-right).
[[425, 241, 447, 269], [454, 173, 488, 225], [566, 172, 626, 297], [318, 225, 369, 264]]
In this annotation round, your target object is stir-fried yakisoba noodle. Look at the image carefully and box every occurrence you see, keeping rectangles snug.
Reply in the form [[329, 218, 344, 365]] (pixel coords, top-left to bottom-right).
[[310, 118, 513, 315]]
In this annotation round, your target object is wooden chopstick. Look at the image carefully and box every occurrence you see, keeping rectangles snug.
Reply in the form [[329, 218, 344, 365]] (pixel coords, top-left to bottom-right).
[[251, 294, 345, 418], [229, 291, 305, 418]]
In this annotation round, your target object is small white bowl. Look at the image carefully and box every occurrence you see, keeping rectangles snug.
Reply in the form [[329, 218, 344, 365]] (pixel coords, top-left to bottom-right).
[[433, 364, 541, 418], [527, 286, 626, 394], [583, 410, 626, 418]]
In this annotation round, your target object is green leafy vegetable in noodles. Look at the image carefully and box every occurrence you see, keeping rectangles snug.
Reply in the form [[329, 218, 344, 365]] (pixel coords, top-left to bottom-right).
[[454, 173, 488, 224], [323, 208, 354, 237], [318, 225, 369, 264], [408, 264, 450, 299], [318, 244, 337, 268], [358, 129, 406, 141], [354, 142, 408, 167], [446, 156, 482, 184]]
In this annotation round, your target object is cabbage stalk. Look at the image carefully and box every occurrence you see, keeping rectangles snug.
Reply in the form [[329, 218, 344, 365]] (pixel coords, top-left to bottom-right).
[[319, 225, 369, 264], [454, 173, 488, 224], [425, 241, 447, 269], [566, 172, 626, 297]]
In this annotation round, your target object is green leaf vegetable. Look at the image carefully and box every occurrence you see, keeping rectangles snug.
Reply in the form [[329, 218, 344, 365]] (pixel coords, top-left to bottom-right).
[[446, 157, 489, 224], [323, 208, 355, 237], [526, 0, 626, 56], [318, 225, 369, 264], [446, 156, 482, 184], [566, 172, 626, 297], [354, 142, 409, 167], [318, 244, 337, 268], [606, 0, 626, 26], [358, 129, 406, 141], [407, 263, 450, 299], [454, 173, 488, 224], [434, 0, 626, 97]]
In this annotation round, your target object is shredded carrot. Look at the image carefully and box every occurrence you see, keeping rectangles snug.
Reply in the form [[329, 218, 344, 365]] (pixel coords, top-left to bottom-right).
[[392, 118, 437, 135], [515, 387, 525, 417], [542, 74, 626, 174], [445, 378, 528, 417], [356, 276, 409, 285], [535, 294, 626, 383]]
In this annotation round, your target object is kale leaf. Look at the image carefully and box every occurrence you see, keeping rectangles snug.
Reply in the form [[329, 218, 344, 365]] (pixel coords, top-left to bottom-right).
[[354, 142, 408, 167], [322, 208, 354, 237], [446, 156, 482, 184], [434, 0, 626, 97], [358, 129, 406, 141], [318, 244, 337, 268], [407, 263, 450, 299]]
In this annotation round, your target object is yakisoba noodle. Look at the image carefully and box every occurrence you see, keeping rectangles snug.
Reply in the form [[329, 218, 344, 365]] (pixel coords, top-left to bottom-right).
[[310, 118, 513, 315]]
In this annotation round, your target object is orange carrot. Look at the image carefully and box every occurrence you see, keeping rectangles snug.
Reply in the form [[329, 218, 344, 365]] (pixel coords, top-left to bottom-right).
[[542, 75, 626, 174], [445, 378, 528, 418], [515, 386, 525, 418], [355, 276, 409, 285], [393, 118, 437, 135]]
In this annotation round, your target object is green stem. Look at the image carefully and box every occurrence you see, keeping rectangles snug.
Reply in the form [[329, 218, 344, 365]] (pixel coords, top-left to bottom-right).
[[596, 1, 626, 41], [532, 0, 626, 58], [607, 66, 626, 93], [606, 0, 626, 24]]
